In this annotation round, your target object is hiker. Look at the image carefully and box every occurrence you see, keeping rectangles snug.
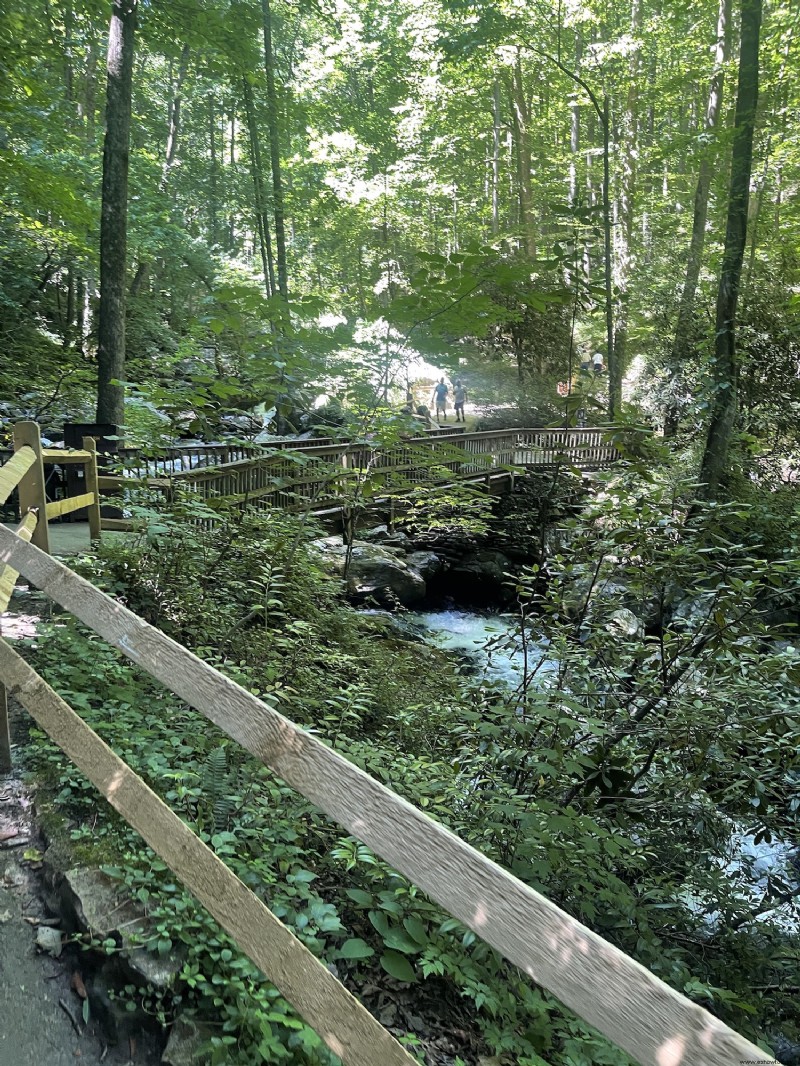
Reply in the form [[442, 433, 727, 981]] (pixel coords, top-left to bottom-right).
[[453, 380, 467, 422], [431, 378, 449, 421], [592, 352, 605, 374], [415, 404, 435, 430]]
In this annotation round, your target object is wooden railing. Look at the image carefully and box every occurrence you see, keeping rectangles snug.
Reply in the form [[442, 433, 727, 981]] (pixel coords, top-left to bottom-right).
[[0, 525, 773, 1066], [97, 427, 623, 529], [0, 422, 102, 550]]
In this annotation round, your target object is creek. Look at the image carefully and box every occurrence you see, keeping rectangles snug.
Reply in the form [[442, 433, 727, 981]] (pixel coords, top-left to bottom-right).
[[403, 605, 799, 937]]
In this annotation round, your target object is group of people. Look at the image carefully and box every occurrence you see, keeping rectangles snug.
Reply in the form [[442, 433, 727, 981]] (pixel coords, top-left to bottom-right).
[[430, 378, 468, 422], [404, 377, 468, 428]]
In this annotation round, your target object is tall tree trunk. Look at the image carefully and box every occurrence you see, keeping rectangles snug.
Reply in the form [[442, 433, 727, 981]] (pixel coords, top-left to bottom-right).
[[242, 77, 275, 297], [665, 0, 731, 436], [227, 108, 237, 249], [96, 0, 137, 427], [130, 42, 189, 299], [609, 0, 641, 421], [491, 82, 501, 234], [507, 55, 536, 258], [208, 92, 219, 245], [698, 0, 762, 499], [569, 31, 582, 210], [261, 0, 288, 298]]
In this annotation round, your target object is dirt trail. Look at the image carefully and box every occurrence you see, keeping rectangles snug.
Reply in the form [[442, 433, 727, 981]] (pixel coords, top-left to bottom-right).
[[0, 777, 162, 1066]]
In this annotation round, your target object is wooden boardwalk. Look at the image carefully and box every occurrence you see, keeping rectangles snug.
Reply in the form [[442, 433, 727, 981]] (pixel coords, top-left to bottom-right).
[[96, 426, 626, 529]]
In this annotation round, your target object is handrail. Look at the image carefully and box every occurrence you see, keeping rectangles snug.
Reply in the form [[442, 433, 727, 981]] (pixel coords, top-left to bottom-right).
[[96, 427, 623, 530], [0, 527, 774, 1066]]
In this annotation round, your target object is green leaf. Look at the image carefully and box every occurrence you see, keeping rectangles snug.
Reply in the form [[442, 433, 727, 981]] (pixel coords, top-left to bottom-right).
[[339, 938, 375, 959], [380, 951, 416, 982], [368, 910, 390, 937], [402, 917, 429, 946], [346, 888, 373, 907]]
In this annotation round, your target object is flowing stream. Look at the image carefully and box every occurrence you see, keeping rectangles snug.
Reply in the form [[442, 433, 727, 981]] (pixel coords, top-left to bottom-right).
[[405, 606, 799, 935]]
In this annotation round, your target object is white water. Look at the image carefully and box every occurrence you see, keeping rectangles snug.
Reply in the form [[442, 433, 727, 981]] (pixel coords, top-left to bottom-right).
[[409, 609, 523, 685], [408, 607, 799, 934]]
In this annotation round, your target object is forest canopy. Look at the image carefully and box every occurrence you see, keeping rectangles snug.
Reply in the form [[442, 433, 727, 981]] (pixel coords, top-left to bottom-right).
[[1, 0, 797, 485]]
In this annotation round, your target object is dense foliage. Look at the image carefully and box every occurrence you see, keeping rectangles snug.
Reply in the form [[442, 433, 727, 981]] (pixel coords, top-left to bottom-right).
[[22, 477, 800, 1064]]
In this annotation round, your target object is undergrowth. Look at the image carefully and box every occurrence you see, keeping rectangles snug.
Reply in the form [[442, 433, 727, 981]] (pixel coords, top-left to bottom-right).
[[19, 486, 800, 1064]]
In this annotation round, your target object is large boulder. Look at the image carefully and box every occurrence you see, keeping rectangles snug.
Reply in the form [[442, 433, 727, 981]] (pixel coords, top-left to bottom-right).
[[58, 867, 184, 991], [360, 524, 410, 549], [405, 550, 445, 580], [313, 540, 426, 606]]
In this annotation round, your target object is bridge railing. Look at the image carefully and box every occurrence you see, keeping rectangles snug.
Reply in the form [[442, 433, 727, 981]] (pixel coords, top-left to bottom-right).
[[97, 427, 623, 529], [0, 524, 772, 1066]]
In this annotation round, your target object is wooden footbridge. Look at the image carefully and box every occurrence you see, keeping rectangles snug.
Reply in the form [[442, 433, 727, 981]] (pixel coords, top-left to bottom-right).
[[0, 423, 775, 1066], [3, 421, 628, 546]]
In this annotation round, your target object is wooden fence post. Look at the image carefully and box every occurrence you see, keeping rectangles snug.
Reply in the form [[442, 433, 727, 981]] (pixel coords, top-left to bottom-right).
[[14, 421, 50, 554], [82, 436, 102, 542], [0, 673, 10, 773]]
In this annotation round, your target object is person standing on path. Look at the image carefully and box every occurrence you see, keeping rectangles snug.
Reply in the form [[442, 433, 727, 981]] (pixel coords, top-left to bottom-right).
[[431, 378, 449, 422], [453, 380, 467, 422]]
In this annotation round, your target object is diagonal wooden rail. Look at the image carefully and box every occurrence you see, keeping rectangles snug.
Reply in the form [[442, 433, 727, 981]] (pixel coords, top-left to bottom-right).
[[0, 525, 774, 1066], [97, 426, 628, 530]]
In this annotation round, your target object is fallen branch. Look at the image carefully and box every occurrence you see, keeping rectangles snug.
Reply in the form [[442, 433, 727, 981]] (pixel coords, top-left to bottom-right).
[[58, 997, 82, 1037]]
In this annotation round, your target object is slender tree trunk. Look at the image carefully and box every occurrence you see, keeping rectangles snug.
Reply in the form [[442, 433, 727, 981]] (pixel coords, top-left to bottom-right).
[[601, 97, 615, 419], [228, 108, 237, 249], [666, 0, 731, 436], [569, 31, 582, 209], [242, 77, 275, 297], [491, 82, 501, 234], [609, 0, 641, 420], [96, 0, 137, 427], [698, 0, 762, 499], [130, 42, 189, 300], [508, 55, 536, 257], [261, 0, 288, 298], [208, 92, 219, 244]]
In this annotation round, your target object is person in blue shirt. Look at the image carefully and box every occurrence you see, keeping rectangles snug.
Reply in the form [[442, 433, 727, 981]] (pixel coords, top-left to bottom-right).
[[431, 378, 449, 422]]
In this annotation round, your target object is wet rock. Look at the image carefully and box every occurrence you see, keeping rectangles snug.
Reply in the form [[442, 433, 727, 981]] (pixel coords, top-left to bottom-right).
[[361, 525, 410, 548], [448, 549, 515, 602], [314, 541, 426, 606], [35, 925, 62, 956], [161, 1014, 209, 1065], [405, 551, 444, 580], [607, 608, 644, 640], [59, 868, 184, 991]]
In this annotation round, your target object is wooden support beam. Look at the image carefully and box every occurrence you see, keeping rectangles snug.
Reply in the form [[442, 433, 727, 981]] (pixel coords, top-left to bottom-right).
[[83, 437, 102, 542], [13, 422, 49, 553], [0, 638, 416, 1066], [0, 527, 773, 1066], [97, 476, 171, 492], [45, 493, 96, 521], [99, 518, 137, 532], [0, 679, 9, 774], [0, 511, 38, 614], [0, 447, 36, 506], [41, 449, 93, 464]]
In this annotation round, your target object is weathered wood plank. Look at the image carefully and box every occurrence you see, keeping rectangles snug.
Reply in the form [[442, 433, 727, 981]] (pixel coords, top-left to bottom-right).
[[41, 449, 93, 464], [99, 518, 137, 532], [83, 437, 102, 542], [0, 511, 38, 614], [0, 527, 772, 1066], [14, 423, 49, 553], [0, 680, 9, 774], [0, 447, 36, 506], [45, 492, 96, 521], [0, 639, 415, 1066]]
